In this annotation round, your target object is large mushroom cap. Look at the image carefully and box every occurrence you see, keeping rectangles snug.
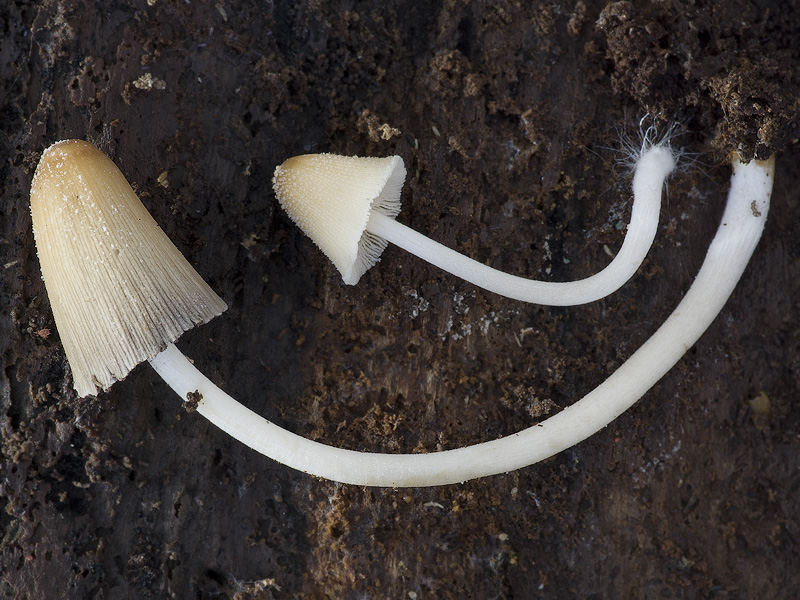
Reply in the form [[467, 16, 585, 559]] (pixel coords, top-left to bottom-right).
[[272, 153, 406, 285], [30, 139, 227, 397]]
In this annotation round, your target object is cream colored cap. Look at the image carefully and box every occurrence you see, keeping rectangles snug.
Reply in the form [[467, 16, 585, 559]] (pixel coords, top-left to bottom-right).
[[272, 153, 406, 284], [30, 139, 228, 397]]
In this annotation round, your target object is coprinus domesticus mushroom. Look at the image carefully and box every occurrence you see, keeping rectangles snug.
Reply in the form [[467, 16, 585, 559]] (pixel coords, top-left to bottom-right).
[[30, 139, 774, 487], [272, 143, 677, 305]]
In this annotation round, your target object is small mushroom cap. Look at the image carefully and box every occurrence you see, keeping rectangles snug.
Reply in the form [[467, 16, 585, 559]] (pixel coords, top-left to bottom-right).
[[272, 153, 406, 284], [30, 139, 227, 397]]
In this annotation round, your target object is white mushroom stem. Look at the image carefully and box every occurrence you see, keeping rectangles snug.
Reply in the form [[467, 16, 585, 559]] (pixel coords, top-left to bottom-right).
[[151, 155, 774, 487], [367, 144, 676, 305]]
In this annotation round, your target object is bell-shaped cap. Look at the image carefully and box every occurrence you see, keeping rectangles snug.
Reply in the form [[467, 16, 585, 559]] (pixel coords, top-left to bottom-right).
[[30, 139, 227, 397], [272, 153, 406, 284]]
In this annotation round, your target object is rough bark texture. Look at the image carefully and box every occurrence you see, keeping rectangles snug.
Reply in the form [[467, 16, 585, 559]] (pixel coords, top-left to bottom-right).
[[1, 1, 799, 598]]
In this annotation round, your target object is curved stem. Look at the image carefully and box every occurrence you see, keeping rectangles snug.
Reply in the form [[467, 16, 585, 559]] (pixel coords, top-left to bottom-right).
[[366, 145, 677, 305], [150, 156, 774, 487]]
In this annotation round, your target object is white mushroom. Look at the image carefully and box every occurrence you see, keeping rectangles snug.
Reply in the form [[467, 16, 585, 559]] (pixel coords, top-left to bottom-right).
[[30, 139, 227, 397], [272, 143, 677, 305]]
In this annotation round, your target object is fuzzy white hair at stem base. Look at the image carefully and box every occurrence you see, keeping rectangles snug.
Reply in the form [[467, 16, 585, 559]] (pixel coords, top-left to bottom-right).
[[153, 154, 774, 487], [272, 140, 677, 305]]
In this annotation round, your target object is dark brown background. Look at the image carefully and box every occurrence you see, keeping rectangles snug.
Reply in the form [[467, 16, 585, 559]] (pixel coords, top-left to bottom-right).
[[2, 1, 799, 598]]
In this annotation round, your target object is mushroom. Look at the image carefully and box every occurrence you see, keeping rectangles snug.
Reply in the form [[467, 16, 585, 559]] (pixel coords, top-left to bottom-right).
[[31, 140, 774, 487], [272, 142, 677, 305], [30, 139, 227, 397]]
